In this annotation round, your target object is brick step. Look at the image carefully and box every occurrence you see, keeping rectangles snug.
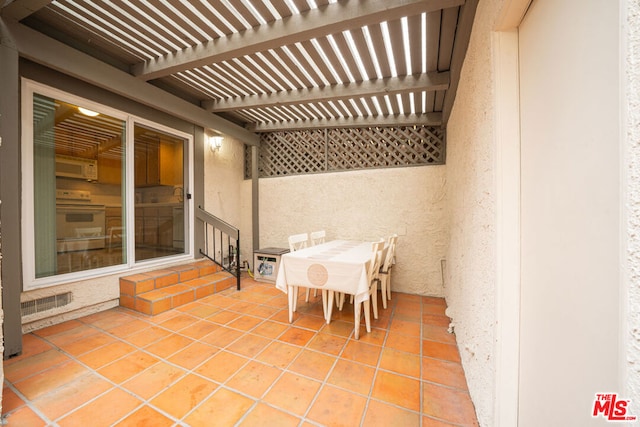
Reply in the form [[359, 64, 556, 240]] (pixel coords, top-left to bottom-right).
[[119, 260, 236, 315]]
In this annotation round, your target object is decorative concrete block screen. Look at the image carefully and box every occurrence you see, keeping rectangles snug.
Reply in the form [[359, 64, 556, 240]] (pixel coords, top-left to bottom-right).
[[245, 125, 445, 178]]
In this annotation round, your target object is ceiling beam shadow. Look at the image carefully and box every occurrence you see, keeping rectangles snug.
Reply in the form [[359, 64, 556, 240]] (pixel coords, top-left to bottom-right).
[[6, 20, 260, 145], [203, 72, 449, 112], [131, 0, 465, 81], [248, 112, 443, 132]]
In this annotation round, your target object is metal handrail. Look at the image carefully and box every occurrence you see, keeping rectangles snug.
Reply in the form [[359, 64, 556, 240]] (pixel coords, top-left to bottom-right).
[[196, 205, 241, 290]]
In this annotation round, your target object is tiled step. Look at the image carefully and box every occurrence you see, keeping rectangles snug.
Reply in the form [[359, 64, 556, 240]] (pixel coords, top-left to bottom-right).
[[119, 260, 236, 315]]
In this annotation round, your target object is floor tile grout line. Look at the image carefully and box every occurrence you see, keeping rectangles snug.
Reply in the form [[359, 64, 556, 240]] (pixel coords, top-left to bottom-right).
[[84, 311, 262, 426], [21, 323, 193, 426], [177, 298, 329, 426], [156, 290, 407, 425], [21, 308, 268, 425], [358, 291, 392, 427], [175, 292, 332, 425], [1, 379, 57, 426], [4, 279, 473, 426], [20, 330, 417, 425], [363, 291, 430, 424], [241, 288, 427, 425], [298, 326, 351, 423]]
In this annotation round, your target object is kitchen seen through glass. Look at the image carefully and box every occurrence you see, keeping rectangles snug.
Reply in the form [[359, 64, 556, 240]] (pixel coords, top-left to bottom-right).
[[32, 92, 187, 280]]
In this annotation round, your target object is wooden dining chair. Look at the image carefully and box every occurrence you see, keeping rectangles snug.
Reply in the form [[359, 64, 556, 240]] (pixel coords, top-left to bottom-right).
[[287, 233, 312, 308], [379, 234, 398, 308], [288, 233, 309, 252], [310, 230, 326, 246], [354, 239, 385, 339]]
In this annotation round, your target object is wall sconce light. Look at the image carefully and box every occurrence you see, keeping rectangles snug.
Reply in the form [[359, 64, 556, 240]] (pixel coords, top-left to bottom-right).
[[209, 135, 223, 152]]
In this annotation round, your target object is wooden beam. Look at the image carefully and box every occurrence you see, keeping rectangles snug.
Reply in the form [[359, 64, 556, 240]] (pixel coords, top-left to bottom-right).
[[248, 112, 443, 132], [6, 20, 260, 145], [0, 14, 25, 359], [1, 0, 51, 21], [203, 72, 450, 112], [442, 0, 478, 125], [131, 0, 465, 81]]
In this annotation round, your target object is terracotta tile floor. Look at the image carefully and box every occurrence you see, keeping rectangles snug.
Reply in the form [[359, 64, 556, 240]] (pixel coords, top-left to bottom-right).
[[2, 275, 478, 426]]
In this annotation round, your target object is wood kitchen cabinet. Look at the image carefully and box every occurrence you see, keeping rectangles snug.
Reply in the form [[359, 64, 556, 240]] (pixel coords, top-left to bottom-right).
[[135, 140, 183, 187], [137, 206, 173, 248], [158, 207, 173, 247], [98, 155, 122, 185]]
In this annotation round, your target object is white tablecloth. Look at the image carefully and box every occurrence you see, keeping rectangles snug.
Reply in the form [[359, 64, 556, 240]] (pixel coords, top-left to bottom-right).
[[275, 240, 375, 304]]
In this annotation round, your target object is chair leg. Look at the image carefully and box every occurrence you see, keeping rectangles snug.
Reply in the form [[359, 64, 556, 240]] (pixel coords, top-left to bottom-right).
[[305, 287, 310, 302], [371, 284, 378, 320], [380, 274, 388, 309], [386, 270, 392, 300], [363, 298, 371, 333], [354, 301, 361, 340]]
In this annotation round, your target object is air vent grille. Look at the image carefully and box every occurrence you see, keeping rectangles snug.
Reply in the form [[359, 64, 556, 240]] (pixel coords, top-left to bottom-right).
[[21, 292, 73, 316]]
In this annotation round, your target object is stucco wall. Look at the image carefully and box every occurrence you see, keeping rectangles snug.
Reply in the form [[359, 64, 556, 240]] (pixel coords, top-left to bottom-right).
[[203, 137, 245, 240], [256, 166, 448, 296], [20, 277, 119, 333], [444, 0, 502, 425], [447, 1, 637, 426], [203, 137, 255, 266], [624, 0, 640, 416], [202, 138, 449, 297]]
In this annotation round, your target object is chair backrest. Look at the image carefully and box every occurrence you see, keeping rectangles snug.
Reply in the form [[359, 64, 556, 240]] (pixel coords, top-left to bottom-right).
[[310, 230, 326, 246], [288, 233, 309, 252], [367, 239, 385, 283], [381, 234, 398, 272]]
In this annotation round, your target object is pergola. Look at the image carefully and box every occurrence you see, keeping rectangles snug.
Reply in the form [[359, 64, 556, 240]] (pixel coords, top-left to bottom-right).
[[1, 0, 477, 141]]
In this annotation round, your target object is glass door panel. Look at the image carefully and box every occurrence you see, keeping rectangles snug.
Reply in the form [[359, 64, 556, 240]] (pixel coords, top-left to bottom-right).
[[133, 124, 185, 262], [32, 93, 126, 278]]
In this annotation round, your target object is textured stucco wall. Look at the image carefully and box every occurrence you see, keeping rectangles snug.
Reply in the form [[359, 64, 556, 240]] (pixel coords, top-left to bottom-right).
[[444, 0, 502, 425], [203, 136, 251, 262], [204, 137, 243, 225], [257, 166, 448, 296], [624, 0, 640, 416], [204, 139, 449, 297], [21, 277, 119, 333]]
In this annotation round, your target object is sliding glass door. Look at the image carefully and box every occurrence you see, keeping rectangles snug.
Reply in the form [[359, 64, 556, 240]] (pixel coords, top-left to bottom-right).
[[133, 124, 186, 262], [30, 92, 127, 279], [23, 81, 191, 289]]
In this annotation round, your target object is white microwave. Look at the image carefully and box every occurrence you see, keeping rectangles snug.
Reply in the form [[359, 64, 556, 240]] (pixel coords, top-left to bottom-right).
[[55, 155, 98, 180]]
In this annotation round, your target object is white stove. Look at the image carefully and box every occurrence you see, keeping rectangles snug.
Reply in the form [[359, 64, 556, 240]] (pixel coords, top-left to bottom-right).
[[56, 190, 106, 251]]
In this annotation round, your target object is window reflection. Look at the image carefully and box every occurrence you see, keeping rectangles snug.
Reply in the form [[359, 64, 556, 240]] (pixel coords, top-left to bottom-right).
[[33, 93, 126, 278]]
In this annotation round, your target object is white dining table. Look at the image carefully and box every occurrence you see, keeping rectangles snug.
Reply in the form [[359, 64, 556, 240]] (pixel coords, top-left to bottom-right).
[[275, 239, 382, 338]]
